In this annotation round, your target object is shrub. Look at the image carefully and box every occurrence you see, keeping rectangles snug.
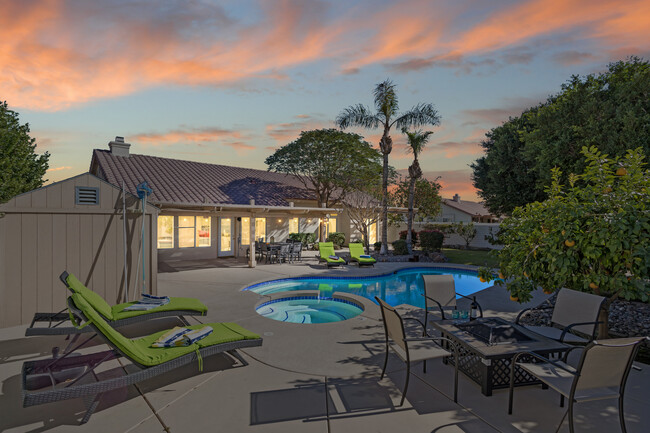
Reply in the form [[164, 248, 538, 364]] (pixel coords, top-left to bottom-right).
[[419, 230, 444, 252], [374, 241, 382, 252], [453, 222, 477, 248], [288, 232, 317, 245], [326, 232, 346, 248], [392, 239, 409, 255], [398, 229, 418, 244]]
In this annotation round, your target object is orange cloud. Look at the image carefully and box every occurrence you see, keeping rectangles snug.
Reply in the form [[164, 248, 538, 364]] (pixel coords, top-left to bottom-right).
[[46, 165, 72, 172], [422, 169, 480, 202], [265, 115, 331, 146], [132, 127, 254, 154]]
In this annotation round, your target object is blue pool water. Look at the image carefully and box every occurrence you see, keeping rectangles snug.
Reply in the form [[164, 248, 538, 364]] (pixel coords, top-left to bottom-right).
[[256, 296, 364, 324], [245, 267, 492, 309]]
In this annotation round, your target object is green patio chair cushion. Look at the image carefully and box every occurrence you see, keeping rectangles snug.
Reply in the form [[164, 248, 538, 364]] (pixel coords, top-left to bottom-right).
[[318, 242, 346, 263], [70, 293, 197, 367], [112, 297, 208, 320], [349, 243, 376, 264], [65, 273, 114, 320]]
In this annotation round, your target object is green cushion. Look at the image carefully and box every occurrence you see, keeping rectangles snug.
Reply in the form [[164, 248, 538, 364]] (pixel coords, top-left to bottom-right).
[[318, 242, 336, 258], [355, 257, 376, 264], [112, 297, 208, 320], [65, 273, 114, 320], [349, 243, 376, 263], [70, 293, 197, 366], [324, 257, 346, 264]]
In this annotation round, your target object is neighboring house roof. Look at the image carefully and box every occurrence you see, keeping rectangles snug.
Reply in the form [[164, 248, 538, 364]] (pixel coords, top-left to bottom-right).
[[442, 198, 493, 217], [90, 150, 315, 207]]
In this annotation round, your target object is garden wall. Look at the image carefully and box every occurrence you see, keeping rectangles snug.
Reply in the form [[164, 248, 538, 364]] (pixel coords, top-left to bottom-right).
[[389, 222, 502, 250]]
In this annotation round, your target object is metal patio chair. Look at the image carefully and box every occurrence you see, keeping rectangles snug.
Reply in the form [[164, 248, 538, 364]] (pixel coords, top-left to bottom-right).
[[516, 288, 606, 344], [422, 275, 483, 326], [375, 296, 459, 406], [508, 336, 647, 433]]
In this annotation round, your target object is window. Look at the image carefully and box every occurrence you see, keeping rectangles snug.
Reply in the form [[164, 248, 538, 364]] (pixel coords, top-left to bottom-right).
[[255, 218, 266, 242], [157, 216, 174, 249], [196, 216, 211, 247], [289, 218, 299, 234], [365, 220, 378, 244], [327, 214, 337, 235], [178, 216, 195, 248]]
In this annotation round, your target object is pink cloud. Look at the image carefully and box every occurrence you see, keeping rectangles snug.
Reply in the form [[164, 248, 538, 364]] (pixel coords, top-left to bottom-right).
[[131, 127, 255, 154]]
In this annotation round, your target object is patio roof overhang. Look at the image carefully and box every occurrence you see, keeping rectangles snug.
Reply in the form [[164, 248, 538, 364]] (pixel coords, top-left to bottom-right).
[[155, 201, 341, 215]]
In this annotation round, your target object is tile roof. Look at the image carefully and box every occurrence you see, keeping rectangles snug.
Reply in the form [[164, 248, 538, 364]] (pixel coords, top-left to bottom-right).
[[442, 198, 493, 216], [90, 150, 315, 206]]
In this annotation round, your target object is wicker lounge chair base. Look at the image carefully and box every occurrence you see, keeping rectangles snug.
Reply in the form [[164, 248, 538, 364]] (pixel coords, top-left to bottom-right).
[[22, 339, 261, 423]]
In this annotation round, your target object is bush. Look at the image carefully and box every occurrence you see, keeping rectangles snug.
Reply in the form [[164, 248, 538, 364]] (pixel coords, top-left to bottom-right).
[[398, 229, 418, 244], [453, 222, 477, 248], [326, 232, 346, 248], [374, 242, 382, 252], [419, 230, 444, 252], [288, 232, 317, 245], [392, 239, 409, 255]]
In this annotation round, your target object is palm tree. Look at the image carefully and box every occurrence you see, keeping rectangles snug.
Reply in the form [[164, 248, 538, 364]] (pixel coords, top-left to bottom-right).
[[336, 79, 440, 255], [403, 128, 433, 254]]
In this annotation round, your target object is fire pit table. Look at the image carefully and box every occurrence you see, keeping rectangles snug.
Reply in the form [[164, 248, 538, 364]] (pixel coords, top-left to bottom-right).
[[431, 317, 570, 396]]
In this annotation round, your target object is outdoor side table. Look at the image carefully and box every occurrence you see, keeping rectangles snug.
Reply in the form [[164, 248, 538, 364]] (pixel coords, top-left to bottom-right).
[[430, 317, 570, 396]]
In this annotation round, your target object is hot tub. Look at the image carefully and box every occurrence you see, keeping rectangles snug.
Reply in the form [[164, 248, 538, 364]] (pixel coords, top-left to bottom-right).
[[256, 295, 364, 324]]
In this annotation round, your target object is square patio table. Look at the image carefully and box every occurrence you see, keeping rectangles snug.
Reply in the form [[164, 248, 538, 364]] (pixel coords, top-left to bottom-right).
[[431, 317, 570, 396]]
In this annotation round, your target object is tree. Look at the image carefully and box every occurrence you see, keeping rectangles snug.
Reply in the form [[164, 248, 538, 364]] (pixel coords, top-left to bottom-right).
[[336, 79, 440, 255], [389, 177, 442, 225], [453, 222, 478, 248], [402, 128, 433, 254], [0, 101, 49, 203], [265, 129, 382, 206], [341, 186, 382, 254], [479, 146, 650, 337], [472, 57, 650, 215]]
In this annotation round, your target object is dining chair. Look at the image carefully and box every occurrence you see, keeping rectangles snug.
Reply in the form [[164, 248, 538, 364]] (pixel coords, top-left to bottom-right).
[[375, 296, 459, 406], [508, 337, 647, 433]]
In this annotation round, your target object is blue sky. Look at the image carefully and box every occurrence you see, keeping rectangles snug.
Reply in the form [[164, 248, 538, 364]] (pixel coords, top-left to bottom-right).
[[3, 0, 649, 200]]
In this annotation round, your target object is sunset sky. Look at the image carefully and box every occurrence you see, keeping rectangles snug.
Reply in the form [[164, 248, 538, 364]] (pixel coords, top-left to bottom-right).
[[4, 0, 649, 201]]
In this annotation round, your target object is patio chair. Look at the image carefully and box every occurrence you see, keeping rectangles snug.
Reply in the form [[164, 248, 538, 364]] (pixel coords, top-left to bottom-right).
[[375, 296, 459, 406], [508, 337, 647, 433], [515, 288, 605, 343], [22, 293, 263, 424], [317, 242, 346, 267], [290, 241, 303, 262], [25, 271, 208, 337], [271, 243, 292, 263], [348, 242, 376, 267], [422, 275, 483, 326]]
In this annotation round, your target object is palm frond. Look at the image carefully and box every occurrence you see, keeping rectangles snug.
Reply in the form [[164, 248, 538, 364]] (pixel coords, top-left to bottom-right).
[[393, 103, 441, 129], [335, 104, 380, 130], [402, 128, 434, 157], [374, 79, 398, 119]]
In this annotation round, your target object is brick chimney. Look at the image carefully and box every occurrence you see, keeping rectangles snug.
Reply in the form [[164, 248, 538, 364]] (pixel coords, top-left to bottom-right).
[[452, 194, 461, 202], [109, 136, 130, 157]]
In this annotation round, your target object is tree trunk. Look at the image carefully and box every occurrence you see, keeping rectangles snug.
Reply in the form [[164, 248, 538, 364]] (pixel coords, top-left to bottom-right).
[[380, 151, 389, 255], [406, 177, 415, 255], [597, 299, 612, 339]]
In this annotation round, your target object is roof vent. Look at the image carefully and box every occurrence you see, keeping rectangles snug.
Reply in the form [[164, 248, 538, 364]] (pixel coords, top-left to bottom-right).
[[75, 186, 99, 205], [109, 136, 131, 157], [452, 194, 461, 202]]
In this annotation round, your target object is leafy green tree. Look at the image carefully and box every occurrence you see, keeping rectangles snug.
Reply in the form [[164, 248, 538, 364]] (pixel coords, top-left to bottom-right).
[[402, 128, 433, 254], [480, 146, 650, 337], [453, 222, 477, 248], [389, 177, 442, 231], [336, 79, 440, 255], [0, 101, 49, 203], [472, 57, 650, 215], [265, 129, 382, 206]]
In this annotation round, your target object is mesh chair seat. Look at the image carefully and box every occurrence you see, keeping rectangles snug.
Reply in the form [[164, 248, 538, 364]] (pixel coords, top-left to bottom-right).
[[390, 340, 451, 363], [523, 326, 590, 344]]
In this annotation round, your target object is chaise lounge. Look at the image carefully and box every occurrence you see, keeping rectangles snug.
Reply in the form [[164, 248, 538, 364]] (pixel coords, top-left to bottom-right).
[[348, 242, 376, 267], [317, 242, 346, 267], [26, 271, 208, 337], [22, 292, 262, 424]]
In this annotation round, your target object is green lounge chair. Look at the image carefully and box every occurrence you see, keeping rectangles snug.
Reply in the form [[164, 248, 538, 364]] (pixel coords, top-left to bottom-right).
[[22, 292, 262, 424], [348, 243, 376, 267], [26, 271, 208, 336], [317, 242, 346, 267]]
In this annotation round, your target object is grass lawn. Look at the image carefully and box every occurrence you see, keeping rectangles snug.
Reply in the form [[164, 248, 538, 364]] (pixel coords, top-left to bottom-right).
[[441, 248, 499, 268]]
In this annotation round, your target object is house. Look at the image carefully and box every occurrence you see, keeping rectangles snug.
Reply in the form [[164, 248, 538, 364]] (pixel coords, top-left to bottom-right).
[[435, 194, 500, 223], [89, 137, 380, 265]]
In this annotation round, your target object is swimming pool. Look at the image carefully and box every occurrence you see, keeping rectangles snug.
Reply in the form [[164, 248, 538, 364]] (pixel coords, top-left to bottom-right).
[[256, 296, 364, 324], [245, 267, 493, 309]]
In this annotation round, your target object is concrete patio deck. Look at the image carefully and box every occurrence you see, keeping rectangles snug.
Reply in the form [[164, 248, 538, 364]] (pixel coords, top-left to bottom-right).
[[1, 257, 648, 432]]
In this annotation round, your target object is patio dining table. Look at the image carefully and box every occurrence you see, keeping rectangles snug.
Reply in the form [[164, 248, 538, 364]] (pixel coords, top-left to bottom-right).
[[431, 317, 570, 396]]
